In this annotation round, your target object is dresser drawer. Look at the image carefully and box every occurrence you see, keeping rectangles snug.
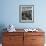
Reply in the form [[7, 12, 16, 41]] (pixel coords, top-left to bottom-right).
[[32, 36, 45, 44], [3, 35, 23, 44], [32, 44, 44, 46], [24, 32, 44, 36], [3, 32, 23, 36], [3, 36, 23, 46], [3, 42, 23, 46]]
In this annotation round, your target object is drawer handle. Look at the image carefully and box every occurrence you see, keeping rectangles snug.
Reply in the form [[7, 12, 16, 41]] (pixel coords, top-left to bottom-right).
[[32, 39, 36, 40], [9, 38, 12, 40], [9, 38, 14, 40]]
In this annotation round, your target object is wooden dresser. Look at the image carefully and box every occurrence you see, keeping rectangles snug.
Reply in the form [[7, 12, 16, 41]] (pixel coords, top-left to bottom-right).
[[2, 29, 45, 46]]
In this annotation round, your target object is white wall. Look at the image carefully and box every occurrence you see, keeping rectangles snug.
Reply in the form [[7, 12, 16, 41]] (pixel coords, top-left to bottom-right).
[[0, 0, 46, 29]]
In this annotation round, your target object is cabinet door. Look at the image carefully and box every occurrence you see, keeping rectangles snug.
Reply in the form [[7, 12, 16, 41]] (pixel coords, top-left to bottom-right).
[[24, 33, 32, 46], [3, 33, 23, 46]]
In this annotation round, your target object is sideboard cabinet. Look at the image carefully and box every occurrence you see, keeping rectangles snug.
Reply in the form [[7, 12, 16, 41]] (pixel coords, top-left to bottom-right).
[[2, 31, 45, 46]]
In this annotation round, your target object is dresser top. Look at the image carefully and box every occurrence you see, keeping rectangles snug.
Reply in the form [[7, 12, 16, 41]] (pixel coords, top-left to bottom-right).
[[5, 29, 44, 33]]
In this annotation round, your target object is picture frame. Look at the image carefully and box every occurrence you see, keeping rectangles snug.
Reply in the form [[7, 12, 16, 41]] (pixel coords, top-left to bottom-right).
[[19, 5, 34, 23]]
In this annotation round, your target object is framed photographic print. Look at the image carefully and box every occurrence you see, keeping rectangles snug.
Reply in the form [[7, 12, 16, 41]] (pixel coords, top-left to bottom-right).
[[19, 5, 34, 23]]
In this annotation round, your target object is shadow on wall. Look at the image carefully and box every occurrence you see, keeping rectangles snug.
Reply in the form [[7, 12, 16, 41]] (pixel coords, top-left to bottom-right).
[[0, 24, 7, 43]]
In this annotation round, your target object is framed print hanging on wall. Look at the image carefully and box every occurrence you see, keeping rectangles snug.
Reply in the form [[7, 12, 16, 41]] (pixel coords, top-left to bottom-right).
[[19, 5, 34, 23]]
